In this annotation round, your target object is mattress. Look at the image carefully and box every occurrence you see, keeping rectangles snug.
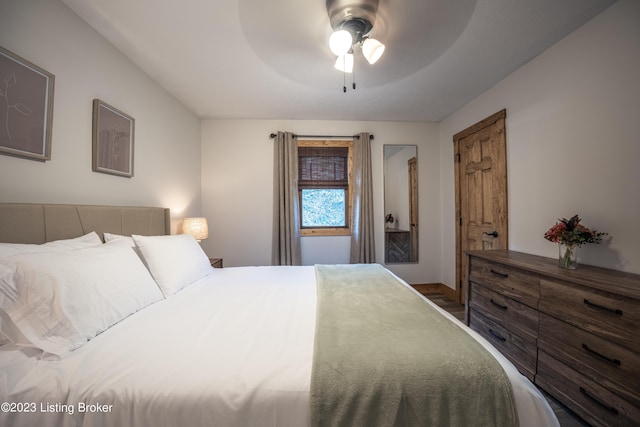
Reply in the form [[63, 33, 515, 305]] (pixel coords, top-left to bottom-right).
[[0, 265, 559, 427]]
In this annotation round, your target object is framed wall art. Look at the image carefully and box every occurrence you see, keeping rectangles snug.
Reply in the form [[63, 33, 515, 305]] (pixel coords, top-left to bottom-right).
[[92, 99, 135, 177], [0, 45, 55, 161]]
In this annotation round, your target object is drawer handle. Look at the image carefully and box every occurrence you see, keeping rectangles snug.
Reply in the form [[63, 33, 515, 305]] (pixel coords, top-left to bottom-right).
[[582, 344, 621, 367], [490, 269, 509, 279], [583, 299, 623, 315], [579, 387, 619, 415], [488, 328, 507, 342], [490, 299, 508, 311]]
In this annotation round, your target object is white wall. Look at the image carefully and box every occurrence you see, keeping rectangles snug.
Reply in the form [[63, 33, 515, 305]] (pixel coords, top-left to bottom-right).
[[201, 119, 441, 285], [5, 0, 636, 288], [0, 0, 202, 232], [439, 0, 640, 285]]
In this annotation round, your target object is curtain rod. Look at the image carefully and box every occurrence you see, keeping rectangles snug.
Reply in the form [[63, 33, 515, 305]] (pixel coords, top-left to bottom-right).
[[269, 133, 374, 140]]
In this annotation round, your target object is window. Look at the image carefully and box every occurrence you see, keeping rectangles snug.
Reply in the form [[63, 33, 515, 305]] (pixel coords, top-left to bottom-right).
[[298, 140, 352, 236]]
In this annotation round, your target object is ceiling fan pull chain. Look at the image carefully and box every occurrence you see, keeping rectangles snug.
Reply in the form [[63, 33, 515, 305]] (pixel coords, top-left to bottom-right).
[[352, 61, 356, 90], [343, 56, 347, 92]]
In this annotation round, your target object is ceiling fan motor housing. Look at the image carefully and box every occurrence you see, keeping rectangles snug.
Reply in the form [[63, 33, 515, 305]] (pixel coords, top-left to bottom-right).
[[326, 0, 379, 39]]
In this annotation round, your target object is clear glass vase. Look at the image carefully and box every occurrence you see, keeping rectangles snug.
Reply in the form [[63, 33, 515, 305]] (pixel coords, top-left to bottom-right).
[[558, 243, 578, 269]]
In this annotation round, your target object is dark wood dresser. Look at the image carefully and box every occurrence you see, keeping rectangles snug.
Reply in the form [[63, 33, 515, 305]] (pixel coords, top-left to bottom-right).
[[465, 250, 640, 427], [385, 229, 410, 262]]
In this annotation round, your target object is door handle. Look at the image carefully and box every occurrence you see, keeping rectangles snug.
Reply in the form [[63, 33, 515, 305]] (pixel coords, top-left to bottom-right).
[[483, 231, 499, 238]]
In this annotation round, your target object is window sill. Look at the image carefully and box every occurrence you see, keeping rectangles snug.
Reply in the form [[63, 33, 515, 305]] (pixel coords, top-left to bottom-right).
[[300, 228, 351, 237]]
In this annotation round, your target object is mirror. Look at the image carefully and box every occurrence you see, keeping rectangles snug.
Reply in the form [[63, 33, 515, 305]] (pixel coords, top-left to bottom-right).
[[383, 145, 418, 263]]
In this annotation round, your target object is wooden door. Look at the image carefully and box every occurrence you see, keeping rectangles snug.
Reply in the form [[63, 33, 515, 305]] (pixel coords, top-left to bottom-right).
[[408, 156, 418, 262], [454, 110, 508, 304]]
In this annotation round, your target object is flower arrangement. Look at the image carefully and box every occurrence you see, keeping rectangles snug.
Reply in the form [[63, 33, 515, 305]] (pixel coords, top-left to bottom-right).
[[544, 215, 607, 268], [544, 215, 606, 246], [385, 213, 395, 224]]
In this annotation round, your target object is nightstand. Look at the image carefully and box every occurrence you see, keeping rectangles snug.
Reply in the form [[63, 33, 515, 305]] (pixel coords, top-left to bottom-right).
[[209, 258, 223, 268]]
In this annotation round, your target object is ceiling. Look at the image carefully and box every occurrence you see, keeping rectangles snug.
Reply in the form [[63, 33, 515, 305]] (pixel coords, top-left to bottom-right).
[[61, 0, 616, 122]]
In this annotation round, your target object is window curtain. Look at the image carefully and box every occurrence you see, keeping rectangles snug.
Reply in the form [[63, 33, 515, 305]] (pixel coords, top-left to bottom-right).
[[350, 132, 376, 263], [271, 131, 302, 265]]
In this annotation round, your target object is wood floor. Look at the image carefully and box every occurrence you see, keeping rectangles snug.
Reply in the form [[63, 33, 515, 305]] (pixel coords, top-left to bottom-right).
[[423, 293, 465, 321], [423, 293, 590, 427]]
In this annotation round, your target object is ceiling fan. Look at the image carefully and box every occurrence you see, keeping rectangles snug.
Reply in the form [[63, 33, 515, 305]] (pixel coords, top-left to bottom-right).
[[326, 0, 386, 91]]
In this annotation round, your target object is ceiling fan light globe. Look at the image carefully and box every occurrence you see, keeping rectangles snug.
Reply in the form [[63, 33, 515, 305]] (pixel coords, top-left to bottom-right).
[[362, 38, 385, 64], [334, 53, 354, 73], [329, 30, 353, 56]]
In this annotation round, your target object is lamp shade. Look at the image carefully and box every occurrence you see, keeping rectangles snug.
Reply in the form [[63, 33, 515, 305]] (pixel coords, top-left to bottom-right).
[[334, 53, 354, 73], [362, 38, 385, 64], [329, 30, 353, 56], [182, 217, 209, 241]]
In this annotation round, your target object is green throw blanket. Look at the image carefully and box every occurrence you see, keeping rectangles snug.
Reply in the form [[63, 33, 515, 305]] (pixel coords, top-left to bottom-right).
[[310, 264, 518, 427]]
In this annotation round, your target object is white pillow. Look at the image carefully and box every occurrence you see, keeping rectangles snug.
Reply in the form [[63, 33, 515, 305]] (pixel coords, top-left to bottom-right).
[[132, 234, 212, 297], [103, 232, 135, 247], [0, 240, 163, 356], [0, 231, 102, 259]]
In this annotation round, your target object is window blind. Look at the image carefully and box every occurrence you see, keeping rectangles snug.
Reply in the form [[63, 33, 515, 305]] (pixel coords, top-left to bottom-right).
[[298, 146, 348, 188]]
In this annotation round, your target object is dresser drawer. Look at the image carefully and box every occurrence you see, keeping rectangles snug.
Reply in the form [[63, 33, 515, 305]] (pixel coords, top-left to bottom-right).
[[537, 351, 640, 427], [539, 313, 640, 407], [469, 257, 539, 308], [469, 284, 538, 341], [469, 309, 536, 381], [539, 278, 640, 354]]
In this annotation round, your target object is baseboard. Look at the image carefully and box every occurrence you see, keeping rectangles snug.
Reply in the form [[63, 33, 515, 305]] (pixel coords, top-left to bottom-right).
[[411, 283, 456, 300], [411, 283, 440, 294]]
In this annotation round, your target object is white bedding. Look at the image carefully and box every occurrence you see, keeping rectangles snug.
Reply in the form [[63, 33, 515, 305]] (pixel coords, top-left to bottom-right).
[[0, 266, 559, 427]]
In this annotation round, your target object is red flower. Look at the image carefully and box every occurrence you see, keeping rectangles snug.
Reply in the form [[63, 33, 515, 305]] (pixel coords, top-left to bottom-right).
[[544, 222, 567, 243]]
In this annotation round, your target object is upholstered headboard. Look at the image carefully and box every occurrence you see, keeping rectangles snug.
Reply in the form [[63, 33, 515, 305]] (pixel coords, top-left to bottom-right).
[[0, 204, 170, 244]]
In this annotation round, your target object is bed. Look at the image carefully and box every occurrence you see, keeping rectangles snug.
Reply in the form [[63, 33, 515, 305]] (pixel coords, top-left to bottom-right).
[[0, 203, 559, 427]]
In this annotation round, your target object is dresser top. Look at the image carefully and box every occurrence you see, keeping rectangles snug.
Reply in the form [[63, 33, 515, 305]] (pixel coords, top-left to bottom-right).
[[466, 249, 640, 300]]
